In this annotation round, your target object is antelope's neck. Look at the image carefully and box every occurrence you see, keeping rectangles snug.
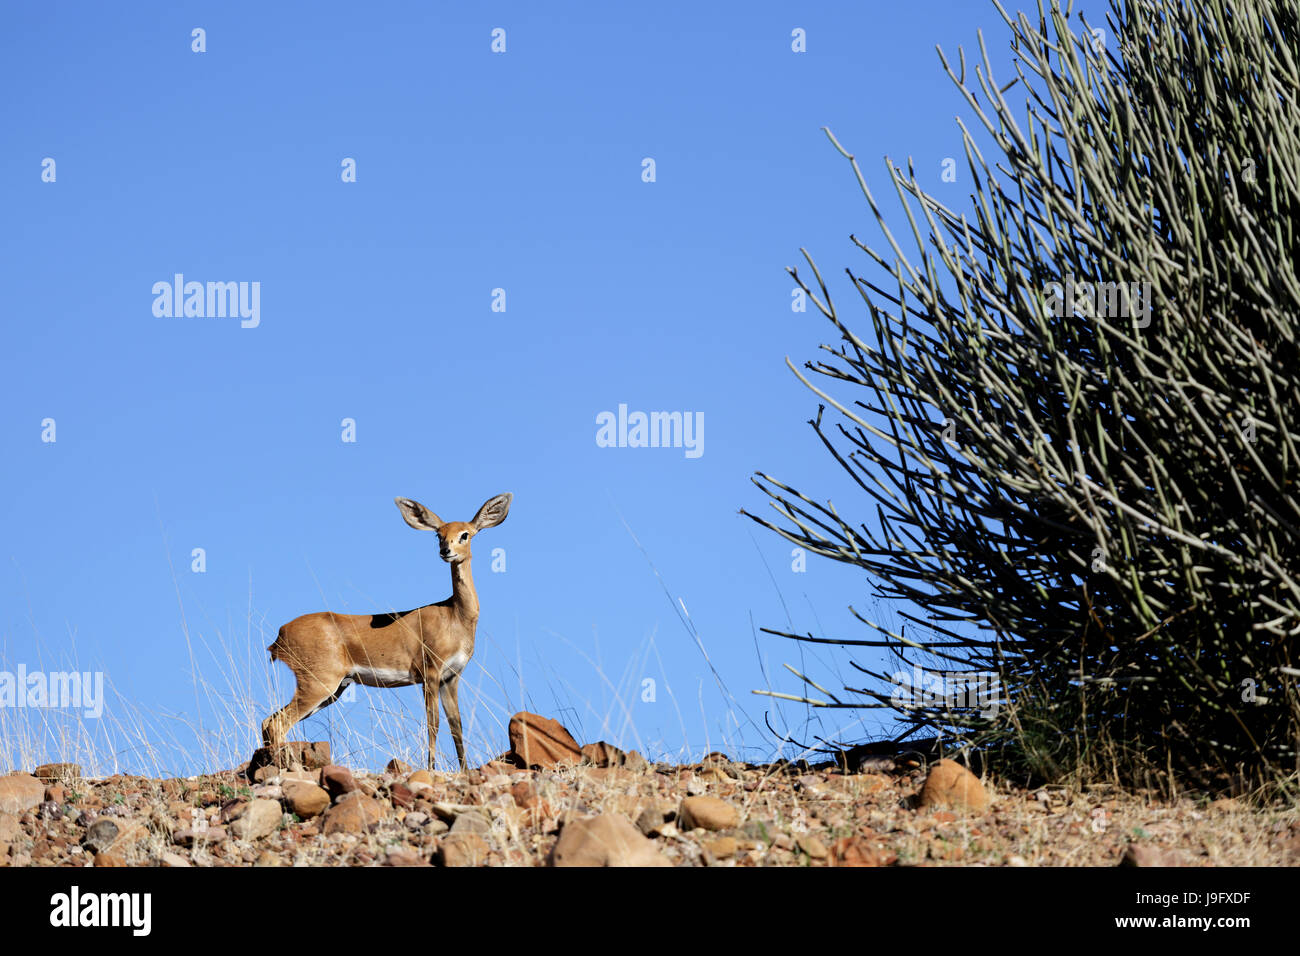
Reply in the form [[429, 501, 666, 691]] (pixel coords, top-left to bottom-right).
[[451, 558, 479, 622]]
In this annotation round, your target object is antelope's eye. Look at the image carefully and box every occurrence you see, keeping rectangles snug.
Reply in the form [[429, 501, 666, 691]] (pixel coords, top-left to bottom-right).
[[459, 532, 469, 542]]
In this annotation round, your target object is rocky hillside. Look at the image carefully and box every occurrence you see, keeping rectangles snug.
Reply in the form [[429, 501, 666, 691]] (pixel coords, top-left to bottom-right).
[[1, 712, 1296, 867]]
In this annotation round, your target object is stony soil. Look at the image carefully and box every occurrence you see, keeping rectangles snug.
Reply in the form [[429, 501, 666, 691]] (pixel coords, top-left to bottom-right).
[[2, 742, 1297, 867]]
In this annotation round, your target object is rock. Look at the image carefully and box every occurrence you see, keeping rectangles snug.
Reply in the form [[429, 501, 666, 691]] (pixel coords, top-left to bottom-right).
[[83, 818, 149, 855], [510, 781, 540, 810], [321, 765, 359, 801], [386, 759, 414, 776], [707, 836, 738, 859], [917, 759, 990, 813], [450, 810, 491, 835], [829, 835, 895, 867], [429, 802, 473, 825], [406, 770, 435, 789], [228, 799, 284, 841], [33, 764, 81, 782], [635, 806, 667, 837], [322, 794, 384, 835], [1120, 844, 1191, 867], [548, 814, 672, 867], [854, 774, 889, 796], [389, 783, 416, 810], [797, 835, 828, 859], [624, 751, 649, 772], [173, 826, 226, 847], [247, 741, 331, 779], [507, 712, 583, 769], [0, 774, 47, 815], [254, 850, 285, 867], [282, 782, 330, 819], [160, 851, 191, 867], [45, 784, 67, 804], [580, 741, 627, 768], [0, 813, 21, 843], [678, 796, 739, 832], [93, 852, 126, 867], [384, 847, 427, 866], [437, 833, 489, 867]]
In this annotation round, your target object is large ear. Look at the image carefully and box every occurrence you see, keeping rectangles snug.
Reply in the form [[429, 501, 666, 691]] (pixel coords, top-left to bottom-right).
[[471, 493, 512, 530], [394, 497, 444, 531]]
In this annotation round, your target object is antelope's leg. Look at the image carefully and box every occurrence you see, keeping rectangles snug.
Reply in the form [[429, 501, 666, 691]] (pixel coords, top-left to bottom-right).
[[440, 676, 466, 771], [262, 679, 339, 749], [423, 676, 441, 771]]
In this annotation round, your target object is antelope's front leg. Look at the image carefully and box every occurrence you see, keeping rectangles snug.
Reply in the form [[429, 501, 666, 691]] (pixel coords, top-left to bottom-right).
[[422, 677, 441, 771], [439, 676, 467, 772]]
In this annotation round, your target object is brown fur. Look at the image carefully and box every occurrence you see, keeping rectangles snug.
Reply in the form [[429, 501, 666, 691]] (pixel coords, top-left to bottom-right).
[[261, 493, 512, 770]]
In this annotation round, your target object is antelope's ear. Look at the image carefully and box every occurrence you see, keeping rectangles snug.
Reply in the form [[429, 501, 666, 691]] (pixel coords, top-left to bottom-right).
[[395, 497, 444, 531], [472, 493, 512, 530]]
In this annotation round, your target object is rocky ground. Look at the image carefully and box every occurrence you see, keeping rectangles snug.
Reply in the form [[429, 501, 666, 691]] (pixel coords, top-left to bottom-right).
[[1, 712, 1297, 867]]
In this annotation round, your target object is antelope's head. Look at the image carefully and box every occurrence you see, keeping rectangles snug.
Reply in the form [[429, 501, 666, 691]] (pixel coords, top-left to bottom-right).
[[395, 493, 513, 564]]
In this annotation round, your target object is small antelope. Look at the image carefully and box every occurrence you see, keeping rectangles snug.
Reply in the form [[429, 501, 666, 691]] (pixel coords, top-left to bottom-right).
[[262, 493, 512, 771]]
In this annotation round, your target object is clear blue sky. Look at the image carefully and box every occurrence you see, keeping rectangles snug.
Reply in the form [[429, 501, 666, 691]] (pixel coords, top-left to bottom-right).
[[1, 0, 1031, 774]]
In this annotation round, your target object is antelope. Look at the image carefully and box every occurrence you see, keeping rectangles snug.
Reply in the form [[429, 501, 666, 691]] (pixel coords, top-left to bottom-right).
[[262, 493, 512, 771]]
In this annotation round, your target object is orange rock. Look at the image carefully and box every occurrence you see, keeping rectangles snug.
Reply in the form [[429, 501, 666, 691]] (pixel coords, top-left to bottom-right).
[[678, 796, 739, 831], [33, 764, 81, 782], [511, 780, 540, 810], [580, 741, 627, 767], [507, 712, 582, 769], [918, 759, 989, 813], [406, 770, 435, 792], [282, 781, 330, 819], [547, 814, 671, 867], [320, 765, 359, 800], [830, 835, 896, 867], [0, 774, 46, 815], [322, 794, 384, 835], [437, 832, 488, 867]]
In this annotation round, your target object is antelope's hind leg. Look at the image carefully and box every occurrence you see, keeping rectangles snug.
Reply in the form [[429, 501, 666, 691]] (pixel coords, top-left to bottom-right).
[[262, 677, 348, 749]]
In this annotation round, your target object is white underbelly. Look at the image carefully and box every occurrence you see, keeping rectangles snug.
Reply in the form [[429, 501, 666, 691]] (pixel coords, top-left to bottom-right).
[[440, 651, 469, 681], [349, 665, 418, 688]]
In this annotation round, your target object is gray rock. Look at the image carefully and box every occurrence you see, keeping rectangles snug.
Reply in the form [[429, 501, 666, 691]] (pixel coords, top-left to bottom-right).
[[83, 818, 123, 854], [635, 806, 666, 836], [450, 810, 491, 835]]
